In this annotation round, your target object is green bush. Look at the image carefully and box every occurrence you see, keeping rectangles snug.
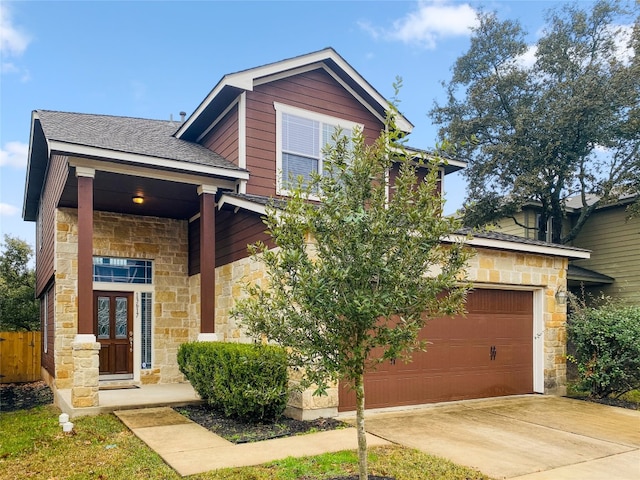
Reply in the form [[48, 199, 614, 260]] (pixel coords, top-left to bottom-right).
[[178, 341, 289, 422], [567, 301, 640, 398]]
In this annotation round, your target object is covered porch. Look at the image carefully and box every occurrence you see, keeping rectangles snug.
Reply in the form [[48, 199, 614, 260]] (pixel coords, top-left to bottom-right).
[[55, 382, 203, 418]]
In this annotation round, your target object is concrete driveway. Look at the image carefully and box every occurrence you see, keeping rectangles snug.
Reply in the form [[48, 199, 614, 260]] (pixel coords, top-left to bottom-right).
[[359, 395, 640, 479]]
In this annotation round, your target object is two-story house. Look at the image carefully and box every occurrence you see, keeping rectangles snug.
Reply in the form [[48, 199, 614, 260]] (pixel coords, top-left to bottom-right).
[[23, 48, 589, 418]]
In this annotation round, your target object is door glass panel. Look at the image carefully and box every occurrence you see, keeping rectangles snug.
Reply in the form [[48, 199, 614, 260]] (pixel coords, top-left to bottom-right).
[[115, 297, 128, 339], [97, 297, 110, 339]]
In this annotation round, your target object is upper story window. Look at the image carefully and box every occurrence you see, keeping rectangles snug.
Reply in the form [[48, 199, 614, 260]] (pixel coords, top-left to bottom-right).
[[93, 257, 153, 284], [275, 103, 361, 195]]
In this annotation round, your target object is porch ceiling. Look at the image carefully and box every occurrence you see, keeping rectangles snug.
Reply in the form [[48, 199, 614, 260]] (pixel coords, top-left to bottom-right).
[[59, 170, 208, 220]]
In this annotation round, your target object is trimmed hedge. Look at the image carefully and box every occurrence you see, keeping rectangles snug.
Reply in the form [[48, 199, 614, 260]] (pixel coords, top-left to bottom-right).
[[177, 341, 289, 422], [568, 302, 640, 399]]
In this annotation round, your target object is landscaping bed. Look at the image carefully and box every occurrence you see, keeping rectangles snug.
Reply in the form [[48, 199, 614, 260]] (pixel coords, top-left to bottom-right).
[[0, 381, 53, 412], [175, 403, 347, 443]]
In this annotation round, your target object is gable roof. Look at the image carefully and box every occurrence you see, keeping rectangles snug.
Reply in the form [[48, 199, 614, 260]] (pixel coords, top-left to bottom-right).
[[176, 47, 414, 142], [23, 110, 247, 221]]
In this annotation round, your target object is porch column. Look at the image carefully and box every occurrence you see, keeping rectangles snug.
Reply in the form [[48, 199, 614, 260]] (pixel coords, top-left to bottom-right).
[[76, 167, 95, 336], [73, 166, 100, 408], [198, 185, 218, 341]]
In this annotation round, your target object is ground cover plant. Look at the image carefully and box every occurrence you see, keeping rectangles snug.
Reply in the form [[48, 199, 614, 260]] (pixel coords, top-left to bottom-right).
[[0, 403, 491, 480]]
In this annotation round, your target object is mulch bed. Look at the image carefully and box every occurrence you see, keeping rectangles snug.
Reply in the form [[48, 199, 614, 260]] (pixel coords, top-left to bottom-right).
[[572, 395, 639, 410], [174, 403, 347, 443], [0, 381, 53, 412]]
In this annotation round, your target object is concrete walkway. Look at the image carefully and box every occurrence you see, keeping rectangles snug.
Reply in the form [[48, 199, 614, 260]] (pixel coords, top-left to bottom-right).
[[115, 407, 390, 476], [359, 395, 640, 480]]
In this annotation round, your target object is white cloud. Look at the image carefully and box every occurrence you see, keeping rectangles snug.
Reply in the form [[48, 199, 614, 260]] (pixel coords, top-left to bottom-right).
[[516, 45, 538, 69], [0, 4, 31, 57], [0, 141, 29, 169], [361, 0, 479, 49], [0, 203, 19, 217]]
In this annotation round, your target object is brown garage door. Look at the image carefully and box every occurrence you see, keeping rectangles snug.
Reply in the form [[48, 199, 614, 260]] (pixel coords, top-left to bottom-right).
[[339, 289, 533, 411]]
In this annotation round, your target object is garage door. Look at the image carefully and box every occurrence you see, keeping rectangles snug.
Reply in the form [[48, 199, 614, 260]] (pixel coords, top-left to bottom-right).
[[339, 289, 533, 411]]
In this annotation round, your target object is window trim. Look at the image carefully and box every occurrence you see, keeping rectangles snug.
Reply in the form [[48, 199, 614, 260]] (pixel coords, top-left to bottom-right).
[[274, 102, 362, 197]]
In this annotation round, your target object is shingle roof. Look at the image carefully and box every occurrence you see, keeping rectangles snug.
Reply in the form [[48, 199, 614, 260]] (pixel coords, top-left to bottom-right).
[[36, 110, 245, 171]]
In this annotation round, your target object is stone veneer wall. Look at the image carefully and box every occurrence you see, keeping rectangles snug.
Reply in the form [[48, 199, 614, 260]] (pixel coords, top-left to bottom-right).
[[212, 245, 569, 416], [53, 208, 196, 389]]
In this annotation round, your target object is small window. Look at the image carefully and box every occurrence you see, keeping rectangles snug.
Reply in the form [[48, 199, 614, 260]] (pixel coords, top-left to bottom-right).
[[93, 257, 152, 284], [140, 292, 152, 369], [275, 103, 360, 195], [42, 292, 48, 354]]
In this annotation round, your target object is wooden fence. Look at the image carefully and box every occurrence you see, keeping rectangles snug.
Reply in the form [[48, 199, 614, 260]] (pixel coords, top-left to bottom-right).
[[0, 331, 41, 383]]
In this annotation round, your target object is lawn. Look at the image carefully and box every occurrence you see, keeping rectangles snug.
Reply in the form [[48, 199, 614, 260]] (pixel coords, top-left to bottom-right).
[[0, 405, 491, 480]]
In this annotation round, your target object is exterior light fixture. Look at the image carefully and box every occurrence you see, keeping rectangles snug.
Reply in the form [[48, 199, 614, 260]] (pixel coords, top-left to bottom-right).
[[555, 287, 567, 305], [132, 196, 144, 204]]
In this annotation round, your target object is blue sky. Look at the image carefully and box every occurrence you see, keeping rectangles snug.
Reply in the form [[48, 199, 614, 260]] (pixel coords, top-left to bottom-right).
[[0, 0, 596, 248]]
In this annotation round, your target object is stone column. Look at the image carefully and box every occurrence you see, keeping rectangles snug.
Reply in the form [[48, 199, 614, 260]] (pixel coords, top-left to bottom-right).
[[71, 335, 101, 408]]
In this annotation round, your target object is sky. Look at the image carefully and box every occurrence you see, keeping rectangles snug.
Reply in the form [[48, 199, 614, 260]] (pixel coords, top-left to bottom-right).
[[0, 0, 600, 249]]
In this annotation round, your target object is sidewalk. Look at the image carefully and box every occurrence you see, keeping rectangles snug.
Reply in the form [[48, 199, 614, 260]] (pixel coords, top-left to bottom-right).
[[115, 407, 390, 477]]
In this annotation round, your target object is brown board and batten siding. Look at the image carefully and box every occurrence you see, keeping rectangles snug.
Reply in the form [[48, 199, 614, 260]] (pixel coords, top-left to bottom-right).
[[244, 68, 385, 198], [188, 209, 273, 275], [201, 104, 239, 166], [36, 154, 69, 296]]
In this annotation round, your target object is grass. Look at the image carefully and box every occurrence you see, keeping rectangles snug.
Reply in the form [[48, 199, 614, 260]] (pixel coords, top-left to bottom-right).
[[0, 405, 492, 480]]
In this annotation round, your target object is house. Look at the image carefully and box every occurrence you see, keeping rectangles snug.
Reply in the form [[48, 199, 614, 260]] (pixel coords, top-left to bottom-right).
[[495, 195, 639, 305], [23, 48, 590, 418]]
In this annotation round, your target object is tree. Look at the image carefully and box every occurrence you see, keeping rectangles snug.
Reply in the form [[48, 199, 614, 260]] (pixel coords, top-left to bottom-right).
[[431, 0, 639, 244], [232, 100, 471, 480], [0, 235, 39, 331]]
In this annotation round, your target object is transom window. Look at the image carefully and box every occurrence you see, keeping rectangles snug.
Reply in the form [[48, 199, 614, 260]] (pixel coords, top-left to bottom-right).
[[93, 257, 152, 284], [275, 103, 361, 195]]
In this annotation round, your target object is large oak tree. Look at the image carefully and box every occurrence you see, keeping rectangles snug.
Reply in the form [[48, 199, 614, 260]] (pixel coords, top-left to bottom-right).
[[431, 0, 639, 243]]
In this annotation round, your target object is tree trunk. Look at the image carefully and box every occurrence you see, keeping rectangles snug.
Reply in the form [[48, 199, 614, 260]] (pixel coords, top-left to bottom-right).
[[355, 373, 368, 480]]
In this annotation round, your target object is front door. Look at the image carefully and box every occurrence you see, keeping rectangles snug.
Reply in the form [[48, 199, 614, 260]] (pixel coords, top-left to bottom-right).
[[94, 291, 133, 377]]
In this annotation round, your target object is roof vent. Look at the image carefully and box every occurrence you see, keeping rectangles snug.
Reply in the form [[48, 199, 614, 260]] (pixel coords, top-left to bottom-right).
[[180, 111, 186, 123]]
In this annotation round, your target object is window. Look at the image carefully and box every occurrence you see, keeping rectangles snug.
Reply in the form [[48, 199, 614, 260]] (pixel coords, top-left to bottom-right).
[[140, 292, 152, 369], [93, 257, 152, 284], [275, 103, 361, 194], [42, 291, 48, 354]]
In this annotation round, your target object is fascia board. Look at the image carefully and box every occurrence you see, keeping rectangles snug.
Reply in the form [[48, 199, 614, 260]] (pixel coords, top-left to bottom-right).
[[443, 234, 591, 260], [68, 157, 238, 190], [217, 194, 268, 216], [49, 141, 249, 181]]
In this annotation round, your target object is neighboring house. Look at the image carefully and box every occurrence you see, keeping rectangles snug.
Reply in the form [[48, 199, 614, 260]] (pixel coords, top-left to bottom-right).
[[495, 195, 639, 305], [23, 48, 589, 418]]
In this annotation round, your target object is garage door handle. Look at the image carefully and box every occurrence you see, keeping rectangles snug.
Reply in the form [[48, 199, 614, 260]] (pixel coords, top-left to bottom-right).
[[490, 346, 497, 361]]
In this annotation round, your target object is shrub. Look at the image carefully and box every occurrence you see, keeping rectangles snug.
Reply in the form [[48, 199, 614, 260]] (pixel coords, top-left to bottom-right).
[[567, 301, 640, 398], [178, 341, 289, 422]]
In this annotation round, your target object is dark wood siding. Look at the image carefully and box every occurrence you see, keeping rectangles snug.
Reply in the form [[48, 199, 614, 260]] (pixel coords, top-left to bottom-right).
[[201, 104, 239, 165], [339, 289, 534, 411], [245, 68, 384, 197], [189, 209, 273, 274], [36, 155, 69, 296], [41, 284, 55, 377]]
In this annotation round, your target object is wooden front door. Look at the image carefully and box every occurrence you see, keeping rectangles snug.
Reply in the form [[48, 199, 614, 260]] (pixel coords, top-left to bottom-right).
[[94, 291, 133, 376]]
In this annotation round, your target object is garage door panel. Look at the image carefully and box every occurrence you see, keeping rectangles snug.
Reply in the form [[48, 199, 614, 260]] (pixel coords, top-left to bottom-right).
[[339, 289, 534, 411]]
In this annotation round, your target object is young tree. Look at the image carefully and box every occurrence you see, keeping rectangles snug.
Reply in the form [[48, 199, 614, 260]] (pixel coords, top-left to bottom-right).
[[0, 235, 39, 331], [232, 103, 471, 480], [431, 0, 639, 244]]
